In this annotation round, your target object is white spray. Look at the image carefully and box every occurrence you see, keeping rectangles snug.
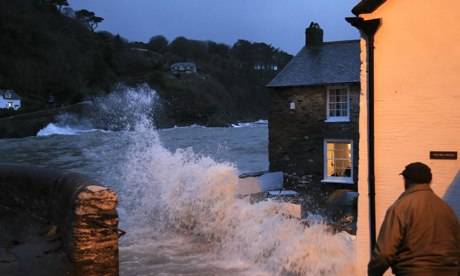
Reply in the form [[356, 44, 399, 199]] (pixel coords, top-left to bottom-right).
[[108, 90, 355, 275]]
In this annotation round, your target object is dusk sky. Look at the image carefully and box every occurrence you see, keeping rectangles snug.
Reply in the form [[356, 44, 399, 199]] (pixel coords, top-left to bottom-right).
[[68, 0, 360, 55]]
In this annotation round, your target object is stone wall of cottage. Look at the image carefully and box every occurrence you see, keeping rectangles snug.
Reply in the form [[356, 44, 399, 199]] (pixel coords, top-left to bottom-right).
[[0, 164, 120, 275], [268, 84, 360, 206]]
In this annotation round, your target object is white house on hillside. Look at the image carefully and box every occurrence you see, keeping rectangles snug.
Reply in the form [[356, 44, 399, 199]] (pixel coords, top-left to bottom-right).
[[347, 0, 460, 274], [0, 90, 21, 110], [170, 62, 197, 74]]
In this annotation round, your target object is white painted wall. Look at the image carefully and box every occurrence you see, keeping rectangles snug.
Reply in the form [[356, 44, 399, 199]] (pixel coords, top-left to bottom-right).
[[355, 0, 460, 275], [0, 98, 21, 110]]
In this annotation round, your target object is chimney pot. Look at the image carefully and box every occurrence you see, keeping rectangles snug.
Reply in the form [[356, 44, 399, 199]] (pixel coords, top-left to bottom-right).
[[305, 22, 324, 47]]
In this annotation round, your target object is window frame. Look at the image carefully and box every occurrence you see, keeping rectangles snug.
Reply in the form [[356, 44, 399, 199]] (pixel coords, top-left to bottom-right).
[[325, 85, 350, 122], [321, 139, 354, 184]]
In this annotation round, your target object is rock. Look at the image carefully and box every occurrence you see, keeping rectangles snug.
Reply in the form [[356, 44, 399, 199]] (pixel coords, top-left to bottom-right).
[[45, 225, 58, 238]]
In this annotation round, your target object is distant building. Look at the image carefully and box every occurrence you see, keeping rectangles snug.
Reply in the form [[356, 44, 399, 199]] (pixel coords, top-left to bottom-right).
[[266, 22, 361, 203], [47, 94, 57, 109], [0, 90, 21, 110], [253, 63, 278, 71], [170, 62, 197, 74]]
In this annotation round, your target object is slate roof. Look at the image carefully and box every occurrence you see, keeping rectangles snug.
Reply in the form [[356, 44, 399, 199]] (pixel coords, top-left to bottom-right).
[[1, 90, 21, 100], [266, 40, 360, 88]]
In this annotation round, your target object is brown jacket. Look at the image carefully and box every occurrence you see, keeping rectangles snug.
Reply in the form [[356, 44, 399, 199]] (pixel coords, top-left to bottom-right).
[[368, 184, 460, 276]]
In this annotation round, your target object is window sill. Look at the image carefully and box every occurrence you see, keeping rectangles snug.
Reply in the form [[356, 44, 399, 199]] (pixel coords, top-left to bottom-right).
[[324, 118, 350, 123], [321, 179, 354, 184]]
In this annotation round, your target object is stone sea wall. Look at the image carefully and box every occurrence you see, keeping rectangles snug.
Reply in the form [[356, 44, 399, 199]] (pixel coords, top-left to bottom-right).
[[0, 100, 235, 139], [0, 164, 120, 275], [0, 102, 95, 138]]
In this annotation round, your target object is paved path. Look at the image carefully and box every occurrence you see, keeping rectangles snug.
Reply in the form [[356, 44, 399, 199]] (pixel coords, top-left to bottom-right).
[[0, 208, 74, 275]]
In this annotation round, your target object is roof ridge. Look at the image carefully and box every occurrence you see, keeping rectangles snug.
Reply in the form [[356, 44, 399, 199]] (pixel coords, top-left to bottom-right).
[[322, 39, 360, 45]]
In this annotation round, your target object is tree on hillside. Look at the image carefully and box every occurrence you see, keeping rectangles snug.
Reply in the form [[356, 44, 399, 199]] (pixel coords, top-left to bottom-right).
[[75, 9, 103, 32], [46, 0, 69, 12], [231, 39, 292, 71], [113, 34, 128, 50], [208, 41, 230, 58], [147, 35, 168, 53], [232, 39, 255, 69], [188, 39, 208, 60], [168, 36, 211, 61], [273, 50, 293, 69], [168, 36, 189, 59]]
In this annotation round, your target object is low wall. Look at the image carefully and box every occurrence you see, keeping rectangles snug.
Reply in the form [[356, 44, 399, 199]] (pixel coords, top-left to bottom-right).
[[0, 164, 120, 275], [0, 102, 96, 138]]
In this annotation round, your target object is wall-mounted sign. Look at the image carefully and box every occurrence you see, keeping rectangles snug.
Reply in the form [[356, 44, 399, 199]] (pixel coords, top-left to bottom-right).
[[430, 151, 457, 160]]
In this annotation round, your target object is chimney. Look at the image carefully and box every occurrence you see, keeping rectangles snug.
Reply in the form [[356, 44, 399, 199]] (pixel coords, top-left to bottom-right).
[[305, 22, 323, 47]]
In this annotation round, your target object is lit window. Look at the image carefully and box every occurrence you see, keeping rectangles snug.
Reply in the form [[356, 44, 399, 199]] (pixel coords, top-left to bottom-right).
[[322, 140, 353, 184], [326, 86, 350, 122], [7, 102, 13, 108]]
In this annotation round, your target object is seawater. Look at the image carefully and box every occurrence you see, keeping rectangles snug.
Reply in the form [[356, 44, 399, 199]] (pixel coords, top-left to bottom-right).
[[0, 86, 356, 275]]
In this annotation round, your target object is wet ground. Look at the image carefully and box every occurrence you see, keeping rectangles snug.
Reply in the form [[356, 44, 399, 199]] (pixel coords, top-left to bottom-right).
[[0, 208, 75, 276]]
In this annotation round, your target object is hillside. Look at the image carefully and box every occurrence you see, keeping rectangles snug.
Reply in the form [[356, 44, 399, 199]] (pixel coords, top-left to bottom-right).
[[0, 0, 293, 127]]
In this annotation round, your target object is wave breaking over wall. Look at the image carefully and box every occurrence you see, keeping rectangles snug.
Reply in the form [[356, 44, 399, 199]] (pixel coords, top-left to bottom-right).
[[110, 98, 356, 275], [32, 84, 356, 274]]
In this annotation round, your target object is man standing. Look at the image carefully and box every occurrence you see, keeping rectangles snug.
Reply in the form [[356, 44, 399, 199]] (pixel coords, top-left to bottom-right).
[[368, 162, 460, 275]]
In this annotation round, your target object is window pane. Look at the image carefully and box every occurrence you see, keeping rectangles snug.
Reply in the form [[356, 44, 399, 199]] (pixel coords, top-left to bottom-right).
[[326, 142, 351, 177], [328, 88, 349, 118]]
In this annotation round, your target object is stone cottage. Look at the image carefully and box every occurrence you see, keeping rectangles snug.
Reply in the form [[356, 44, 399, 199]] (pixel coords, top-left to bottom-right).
[[266, 22, 360, 203]]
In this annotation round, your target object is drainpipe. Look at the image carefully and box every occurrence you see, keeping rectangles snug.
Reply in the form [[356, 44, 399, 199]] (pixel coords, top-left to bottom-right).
[[346, 17, 381, 252]]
